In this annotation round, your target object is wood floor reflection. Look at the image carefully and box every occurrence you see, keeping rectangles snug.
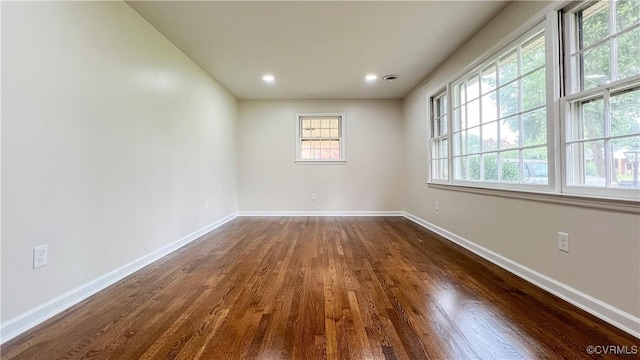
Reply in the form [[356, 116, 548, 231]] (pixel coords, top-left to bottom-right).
[[2, 217, 638, 359]]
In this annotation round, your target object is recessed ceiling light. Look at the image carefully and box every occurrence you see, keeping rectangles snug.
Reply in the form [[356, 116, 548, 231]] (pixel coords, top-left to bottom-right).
[[365, 74, 377, 82], [262, 74, 275, 83]]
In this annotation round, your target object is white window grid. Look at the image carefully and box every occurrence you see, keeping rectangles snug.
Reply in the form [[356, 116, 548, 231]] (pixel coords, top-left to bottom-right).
[[564, 0, 640, 94], [562, 0, 640, 199], [430, 90, 449, 181], [451, 27, 548, 186], [295, 113, 346, 164], [425, 5, 638, 202]]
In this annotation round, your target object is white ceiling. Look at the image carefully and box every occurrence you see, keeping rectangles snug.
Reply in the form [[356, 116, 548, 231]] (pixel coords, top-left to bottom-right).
[[127, 1, 511, 100]]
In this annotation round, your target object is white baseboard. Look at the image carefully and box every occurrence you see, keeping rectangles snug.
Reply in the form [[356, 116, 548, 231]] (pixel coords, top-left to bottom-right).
[[0, 212, 238, 344], [237, 210, 405, 217], [3, 211, 637, 343], [403, 212, 640, 339]]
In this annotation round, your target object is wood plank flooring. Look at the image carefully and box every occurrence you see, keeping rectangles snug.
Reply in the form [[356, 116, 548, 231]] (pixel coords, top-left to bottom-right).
[[2, 217, 638, 359]]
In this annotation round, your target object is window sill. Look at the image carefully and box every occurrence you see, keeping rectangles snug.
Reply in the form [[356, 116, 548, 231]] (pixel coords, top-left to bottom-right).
[[427, 183, 640, 214], [295, 160, 346, 165]]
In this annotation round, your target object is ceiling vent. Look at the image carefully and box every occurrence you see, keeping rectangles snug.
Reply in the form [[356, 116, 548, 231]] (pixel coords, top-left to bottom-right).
[[382, 74, 399, 82]]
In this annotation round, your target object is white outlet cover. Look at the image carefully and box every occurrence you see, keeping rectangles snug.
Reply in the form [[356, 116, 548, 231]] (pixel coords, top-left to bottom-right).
[[558, 232, 569, 253], [33, 245, 48, 268]]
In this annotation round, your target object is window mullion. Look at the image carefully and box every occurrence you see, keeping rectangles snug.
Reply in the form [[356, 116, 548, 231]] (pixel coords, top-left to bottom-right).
[[432, 98, 439, 137], [478, 76, 484, 181], [603, 88, 612, 188], [447, 84, 454, 182], [545, 10, 562, 191], [517, 41, 525, 183], [564, 11, 573, 94], [610, 0, 618, 83]]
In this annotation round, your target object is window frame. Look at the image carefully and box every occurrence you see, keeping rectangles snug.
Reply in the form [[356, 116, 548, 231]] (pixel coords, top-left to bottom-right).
[[437, 18, 558, 193], [560, 0, 640, 200], [429, 88, 450, 183], [295, 112, 346, 165], [426, 4, 639, 204]]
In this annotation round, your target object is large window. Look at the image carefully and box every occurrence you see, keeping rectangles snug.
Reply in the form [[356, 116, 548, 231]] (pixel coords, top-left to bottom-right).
[[427, 0, 640, 201], [563, 0, 640, 198], [430, 90, 448, 180], [451, 27, 548, 186], [296, 113, 346, 164]]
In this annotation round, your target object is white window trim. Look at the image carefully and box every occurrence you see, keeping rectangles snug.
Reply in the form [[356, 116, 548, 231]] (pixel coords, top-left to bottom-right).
[[429, 182, 640, 214], [547, 9, 563, 192], [446, 18, 555, 193], [425, 4, 640, 206], [429, 88, 450, 184], [560, 78, 640, 200], [295, 112, 346, 165], [559, 1, 640, 201]]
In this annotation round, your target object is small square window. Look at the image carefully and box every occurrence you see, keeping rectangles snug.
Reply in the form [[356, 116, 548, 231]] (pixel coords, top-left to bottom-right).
[[296, 113, 345, 164]]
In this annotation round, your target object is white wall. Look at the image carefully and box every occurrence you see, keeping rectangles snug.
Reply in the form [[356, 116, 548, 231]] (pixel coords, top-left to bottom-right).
[[1, 1, 237, 322], [403, 0, 640, 326], [238, 100, 404, 212], [2, 0, 637, 342]]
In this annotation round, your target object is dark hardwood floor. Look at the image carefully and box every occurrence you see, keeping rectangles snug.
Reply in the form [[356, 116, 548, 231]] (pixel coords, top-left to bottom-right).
[[2, 217, 638, 359]]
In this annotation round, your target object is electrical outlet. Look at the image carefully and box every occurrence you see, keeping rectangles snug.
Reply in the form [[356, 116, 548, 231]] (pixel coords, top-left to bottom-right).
[[204, 201, 209, 211], [435, 201, 439, 211], [311, 193, 317, 201], [558, 232, 569, 253], [33, 245, 48, 269]]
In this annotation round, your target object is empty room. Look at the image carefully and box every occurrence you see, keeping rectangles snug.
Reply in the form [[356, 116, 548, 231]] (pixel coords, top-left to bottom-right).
[[1, 0, 639, 359]]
